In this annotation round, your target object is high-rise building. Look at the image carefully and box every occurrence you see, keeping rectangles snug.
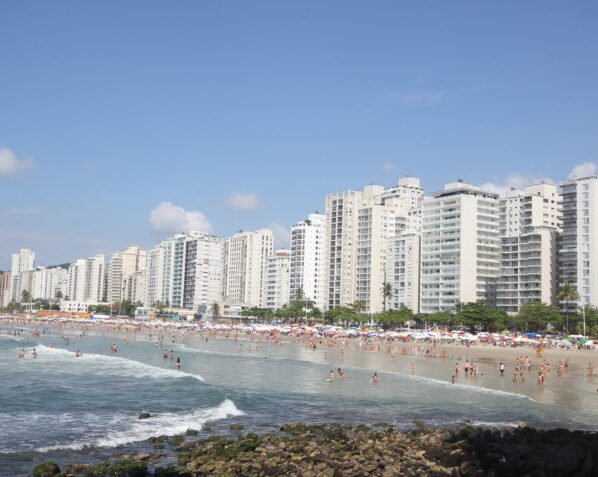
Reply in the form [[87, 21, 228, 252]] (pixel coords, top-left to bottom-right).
[[262, 250, 291, 309], [559, 175, 598, 307], [496, 183, 561, 313], [325, 182, 417, 313], [222, 229, 273, 307], [124, 269, 146, 305], [20, 266, 68, 301], [106, 246, 147, 304], [387, 232, 421, 313], [420, 181, 500, 313], [9, 248, 35, 303], [145, 232, 223, 310], [67, 255, 105, 303], [0, 271, 11, 308], [289, 213, 326, 309]]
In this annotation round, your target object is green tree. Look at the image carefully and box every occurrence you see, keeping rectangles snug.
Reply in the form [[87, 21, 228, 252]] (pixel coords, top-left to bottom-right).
[[21, 289, 32, 304], [517, 302, 562, 333], [212, 303, 220, 319], [558, 283, 580, 335], [456, 301, 508, 332], [382, 282, 393, 311]]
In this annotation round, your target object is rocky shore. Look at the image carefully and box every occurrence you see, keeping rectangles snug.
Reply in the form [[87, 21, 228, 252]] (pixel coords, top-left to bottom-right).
[[33, 423, 598, 477]]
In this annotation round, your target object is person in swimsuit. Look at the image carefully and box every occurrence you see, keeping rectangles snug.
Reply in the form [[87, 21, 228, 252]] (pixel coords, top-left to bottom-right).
[[371, 372, 379, 383]]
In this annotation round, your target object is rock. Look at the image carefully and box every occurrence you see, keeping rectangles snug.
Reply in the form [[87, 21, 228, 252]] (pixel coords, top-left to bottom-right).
[[32, 462, 61, 477], [138, 412, 151, 419], [185, 428, 199, 436], [459, 460, 475, 474], [230, 423, 245, 431]]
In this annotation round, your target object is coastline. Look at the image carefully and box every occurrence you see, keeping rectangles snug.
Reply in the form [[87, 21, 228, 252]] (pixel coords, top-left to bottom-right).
[[33, 422, 598, 477]]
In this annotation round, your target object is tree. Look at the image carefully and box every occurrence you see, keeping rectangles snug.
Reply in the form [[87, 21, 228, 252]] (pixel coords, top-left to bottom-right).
[[21, 289, 32, 304], [55, 290, 63, 301], [212, 303, 220, 319], [382, 282, 393, 311], [558, 283, 580, 335], [517, 302, 562, 333], [351, 300, 366, 313], [455, 301, 508, 332], [373, 306, 414, 329]]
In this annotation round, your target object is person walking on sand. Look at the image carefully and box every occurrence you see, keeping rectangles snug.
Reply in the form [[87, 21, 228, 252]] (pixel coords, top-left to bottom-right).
[[499, 362, 505, 376]]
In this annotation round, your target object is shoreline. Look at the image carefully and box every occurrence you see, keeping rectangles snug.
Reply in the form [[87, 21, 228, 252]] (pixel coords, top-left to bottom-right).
[[33, 422, 598, 477]]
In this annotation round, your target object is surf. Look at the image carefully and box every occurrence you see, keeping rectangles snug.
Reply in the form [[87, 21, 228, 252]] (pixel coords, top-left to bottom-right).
[[33, 345, 204, 382]]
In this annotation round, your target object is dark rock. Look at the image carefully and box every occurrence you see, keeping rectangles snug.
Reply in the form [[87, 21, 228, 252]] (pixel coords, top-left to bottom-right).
[[185, 429, 198, 436], [32, 462, 61, 477], [138, 412, 151, 420], [229, 423, 244, 431]]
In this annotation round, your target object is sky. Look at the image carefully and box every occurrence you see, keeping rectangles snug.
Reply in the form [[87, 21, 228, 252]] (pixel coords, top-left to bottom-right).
[[1, 1, 598, 269]]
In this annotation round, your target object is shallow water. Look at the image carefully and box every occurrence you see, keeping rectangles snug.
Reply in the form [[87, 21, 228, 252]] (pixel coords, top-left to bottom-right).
[[0, 327, 596, 476]]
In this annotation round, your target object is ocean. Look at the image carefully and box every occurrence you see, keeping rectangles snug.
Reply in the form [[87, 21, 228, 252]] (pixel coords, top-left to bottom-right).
[[0, 326, 596, 476]]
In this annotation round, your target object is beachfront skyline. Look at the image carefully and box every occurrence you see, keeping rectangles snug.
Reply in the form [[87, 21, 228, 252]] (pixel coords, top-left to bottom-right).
[[2, 2, 598, 267]]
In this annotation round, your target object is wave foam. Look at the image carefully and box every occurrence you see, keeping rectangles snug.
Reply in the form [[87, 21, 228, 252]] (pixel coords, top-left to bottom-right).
[[35, 399, 243, 452], [34, 345, 204, 382]]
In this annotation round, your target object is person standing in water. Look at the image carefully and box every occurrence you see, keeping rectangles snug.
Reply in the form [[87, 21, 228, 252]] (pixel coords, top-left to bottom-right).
[[176, 357, 181, 369], [371, 372, 379, 383]]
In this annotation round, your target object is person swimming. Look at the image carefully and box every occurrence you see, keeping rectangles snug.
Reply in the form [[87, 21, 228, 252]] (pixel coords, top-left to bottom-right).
[[337, 368, 344, 378], [176, 357, 181, 369], [371, 372, 379, 383], [18, 349, 25, 359]]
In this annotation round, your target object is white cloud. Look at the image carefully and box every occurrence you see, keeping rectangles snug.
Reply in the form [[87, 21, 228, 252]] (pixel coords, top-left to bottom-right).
[[382, 162, 395, 174], [569, 162, 597, 180], [0, 148, 34, 177], [269, 223, 290, 249], [224, 192, 262, 211], [149, 202, 213, 234], [480, 173, 553, 197]]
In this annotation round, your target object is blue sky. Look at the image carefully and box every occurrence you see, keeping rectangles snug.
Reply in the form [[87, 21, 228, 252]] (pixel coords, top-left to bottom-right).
[[1, 1, 597, 268]]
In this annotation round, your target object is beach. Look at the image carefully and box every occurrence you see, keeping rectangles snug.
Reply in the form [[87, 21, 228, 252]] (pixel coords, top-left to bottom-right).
[[1, 316, 597, 476]]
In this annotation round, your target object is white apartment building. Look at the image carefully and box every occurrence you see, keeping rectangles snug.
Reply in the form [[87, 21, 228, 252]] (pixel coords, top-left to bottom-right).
[[387, 232, 421, 313], [559, 175, 598, 307], [420, 181, 500, 313], [326, 182, 418, 313], [20, 266, 68, 301], [123, 269, 146, 305], [499, 182, 561, 237], [289, 213, 326, 309], [497, 227, 559, 313], [0, 271, 11, 307], [381, 176, 424, 232], [9, 248, 35, 303], [145, 232, 223, 310], [67, 255, 105, 303], [222, 229, 273, 307], [262, 250, 291, 309], [106, 246, 147, 304], [497, 183, 561, 313]]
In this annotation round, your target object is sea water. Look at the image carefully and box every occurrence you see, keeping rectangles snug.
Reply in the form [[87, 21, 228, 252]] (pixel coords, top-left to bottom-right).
[[0, 328, 596, 476]]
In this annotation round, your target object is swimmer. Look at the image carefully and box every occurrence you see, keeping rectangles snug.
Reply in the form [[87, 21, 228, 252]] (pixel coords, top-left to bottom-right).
[[371, 372, 379, 383], [337, 368, 344, 378], [31, 348, 37, 359], [329, 370, 335, 381], [176, 357, 181, 369], [18, 349, 25, 359]]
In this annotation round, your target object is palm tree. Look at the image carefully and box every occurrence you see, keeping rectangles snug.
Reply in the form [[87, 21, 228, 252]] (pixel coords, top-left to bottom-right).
[[382, 282, 393, 311], [558, 282, 580, 335]]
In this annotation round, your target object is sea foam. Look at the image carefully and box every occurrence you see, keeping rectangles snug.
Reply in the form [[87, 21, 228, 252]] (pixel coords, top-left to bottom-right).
[[33, 345, 204, 382], [34, 399, 244, 452]]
